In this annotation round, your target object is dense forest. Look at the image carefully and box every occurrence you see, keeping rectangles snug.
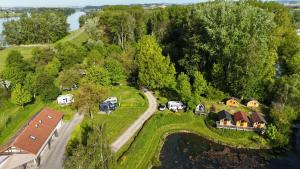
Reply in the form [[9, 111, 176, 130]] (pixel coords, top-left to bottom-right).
[[1, 0, 300, 168]]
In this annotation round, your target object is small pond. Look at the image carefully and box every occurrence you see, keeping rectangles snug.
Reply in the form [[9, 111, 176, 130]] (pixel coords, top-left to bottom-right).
[[154, 132, 300, 169]]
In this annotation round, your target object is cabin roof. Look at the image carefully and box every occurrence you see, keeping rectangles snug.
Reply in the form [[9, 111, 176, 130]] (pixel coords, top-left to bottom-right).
[[234, 111, 249, 123], [218, 110, 232, 121], [250, 112, 267, 124]]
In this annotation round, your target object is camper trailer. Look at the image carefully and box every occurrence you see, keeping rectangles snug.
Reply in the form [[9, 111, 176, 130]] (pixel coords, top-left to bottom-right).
[[99, 97, 119, 114], [57, 94, 74, 105], [104, 97, 118, 105], [167, 101, 186, 112]]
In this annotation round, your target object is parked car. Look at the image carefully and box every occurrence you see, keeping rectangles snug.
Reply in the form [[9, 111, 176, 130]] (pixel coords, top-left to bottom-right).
[[167, 101, 186, 112], [100, 97, 119, 114], [158, 104, 166, 111]]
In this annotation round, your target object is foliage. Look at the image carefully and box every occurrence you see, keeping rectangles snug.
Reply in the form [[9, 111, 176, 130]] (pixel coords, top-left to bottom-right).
[[192, 71, 207, 100], [55, 42, 87, 68], [73, 83, 109, 118], [135, 35, 176, 89], [176, 72, 191, 103], [85, 66, 111, 86], [3, 11, 68, 44], [11, 84, 32, 108], [58, 65, 82, 89], [104, 58, 126, 84], [64, 124, 115, 169], [31, 47, 56, 69]]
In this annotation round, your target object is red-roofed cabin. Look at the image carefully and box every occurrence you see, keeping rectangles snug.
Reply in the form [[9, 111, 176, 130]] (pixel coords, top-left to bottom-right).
[[234, 111, 249, 128], [0, 108, 63, 168]]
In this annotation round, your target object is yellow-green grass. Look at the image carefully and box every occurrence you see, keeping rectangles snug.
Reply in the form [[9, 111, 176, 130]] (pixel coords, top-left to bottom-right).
[[56, 28, 88, 46], [0, 46, 37, 71], [116, 112, 270, 169]]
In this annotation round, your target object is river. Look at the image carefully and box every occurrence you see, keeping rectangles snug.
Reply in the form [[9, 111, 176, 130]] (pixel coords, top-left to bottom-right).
[[0, 10, 85, 46], [155, 132, 300, 169]]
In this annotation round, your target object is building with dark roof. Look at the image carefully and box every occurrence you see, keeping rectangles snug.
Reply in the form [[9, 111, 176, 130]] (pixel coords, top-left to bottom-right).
[[250, 112, 267, 128], [218, 110, 233, 126], [0, 108, 63, 168]]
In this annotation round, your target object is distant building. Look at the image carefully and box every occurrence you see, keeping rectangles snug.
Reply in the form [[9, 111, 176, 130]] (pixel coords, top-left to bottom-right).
[[0, 108, 63, 169], [195, 104, 206, 115], [242, 99, 260, 108], [223, 98, 239, 107]]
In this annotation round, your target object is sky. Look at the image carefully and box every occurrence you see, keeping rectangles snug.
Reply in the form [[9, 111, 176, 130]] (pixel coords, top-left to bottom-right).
[[0, 0, 206, 7]]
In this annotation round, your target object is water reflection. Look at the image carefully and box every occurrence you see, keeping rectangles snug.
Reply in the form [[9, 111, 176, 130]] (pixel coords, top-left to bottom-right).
[[156, 133, 300, 169]]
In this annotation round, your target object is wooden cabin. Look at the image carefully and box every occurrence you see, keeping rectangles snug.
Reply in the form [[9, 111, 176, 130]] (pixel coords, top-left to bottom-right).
[[250, 112, 267, 128], [223, 98, 239, 107], [218, 110, 233, 126], [234, 111, 249, 128], [242, 99, 260, 108]]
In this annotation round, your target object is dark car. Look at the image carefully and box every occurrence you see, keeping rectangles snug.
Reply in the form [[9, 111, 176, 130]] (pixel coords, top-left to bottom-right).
[[158, 104, 166, 111]]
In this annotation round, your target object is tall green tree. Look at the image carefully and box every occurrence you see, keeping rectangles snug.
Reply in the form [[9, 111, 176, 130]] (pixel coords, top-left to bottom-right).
[[176, 73, 192, 103], [11, 84, 32, 108], [135, 35, 176, 90], [104, 58, 126, 85], [85, 66, 111, 86], [192, 71, 207, 99], [73, 83, 109, 119]]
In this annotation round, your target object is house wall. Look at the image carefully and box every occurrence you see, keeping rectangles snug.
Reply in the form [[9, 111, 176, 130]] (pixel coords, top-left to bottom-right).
[[236, 121, 247, 127], [220, 119, 231, 126], [247, 101, 259, 108], [253, 122, 265, 128], [226, 100, 238, 107]]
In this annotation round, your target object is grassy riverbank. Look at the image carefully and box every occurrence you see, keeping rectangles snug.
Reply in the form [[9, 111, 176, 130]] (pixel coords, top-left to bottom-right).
[[116, 112, 270, 169]]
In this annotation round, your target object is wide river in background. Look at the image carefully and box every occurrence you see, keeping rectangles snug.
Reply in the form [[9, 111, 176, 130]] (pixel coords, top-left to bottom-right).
[[154, 132, 300, 169], [0, 10, 85, 46]]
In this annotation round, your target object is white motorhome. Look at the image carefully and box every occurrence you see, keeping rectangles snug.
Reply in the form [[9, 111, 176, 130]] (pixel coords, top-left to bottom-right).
[[167, 101, 186, 112], [104, 97, 118, 104], [57, 94, 74, 105]]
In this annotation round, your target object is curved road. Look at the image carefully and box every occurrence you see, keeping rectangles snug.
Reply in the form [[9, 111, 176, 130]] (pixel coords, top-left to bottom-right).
[[111, 91, 157, 152]]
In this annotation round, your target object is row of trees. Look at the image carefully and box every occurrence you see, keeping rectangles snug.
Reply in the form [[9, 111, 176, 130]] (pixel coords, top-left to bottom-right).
[[3, 11, 69, 44]]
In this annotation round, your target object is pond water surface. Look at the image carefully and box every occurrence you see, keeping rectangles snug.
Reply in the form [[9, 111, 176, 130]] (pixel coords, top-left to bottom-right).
[[155, 132, 300, 169]]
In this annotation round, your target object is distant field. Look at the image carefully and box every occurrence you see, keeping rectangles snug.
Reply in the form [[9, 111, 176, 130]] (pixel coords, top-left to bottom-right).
[[0, 46, 36, 71], [0, 28, 88, 71]]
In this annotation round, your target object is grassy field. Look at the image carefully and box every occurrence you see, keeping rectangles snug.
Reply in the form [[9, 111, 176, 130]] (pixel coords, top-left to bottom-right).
[[0, 28, 88, 71], [0, 46, 37, 71], [56, 28, 88, 46], [116, 112, 270, 169], [68, 85, 148, 146], [83, 85, 147, 143]]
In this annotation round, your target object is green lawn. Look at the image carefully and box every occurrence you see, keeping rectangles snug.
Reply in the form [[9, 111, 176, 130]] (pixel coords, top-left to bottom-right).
[[68, 85, 148, 146], [116, 112, 270, 169], [56, 28, 88, 46], [0, 46, 36, 71]]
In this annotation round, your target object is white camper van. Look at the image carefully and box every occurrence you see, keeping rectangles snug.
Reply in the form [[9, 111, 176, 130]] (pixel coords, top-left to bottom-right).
[[104, 97, 118, 104], [57, 94, 74, 106], [167, 101, 186, 112]]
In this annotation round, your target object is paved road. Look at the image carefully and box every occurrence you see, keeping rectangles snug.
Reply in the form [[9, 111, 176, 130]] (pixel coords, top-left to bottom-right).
[[39, 113, 84, 169], [111, 91, 157, 152]]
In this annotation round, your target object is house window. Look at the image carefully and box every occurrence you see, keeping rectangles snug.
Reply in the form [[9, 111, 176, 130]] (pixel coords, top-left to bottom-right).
[[48, 115, 52, 119], [39, 120, 42, 124]]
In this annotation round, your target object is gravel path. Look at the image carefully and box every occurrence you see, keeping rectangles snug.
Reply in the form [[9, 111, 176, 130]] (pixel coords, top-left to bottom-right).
[[111, 91, 157, 152]]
